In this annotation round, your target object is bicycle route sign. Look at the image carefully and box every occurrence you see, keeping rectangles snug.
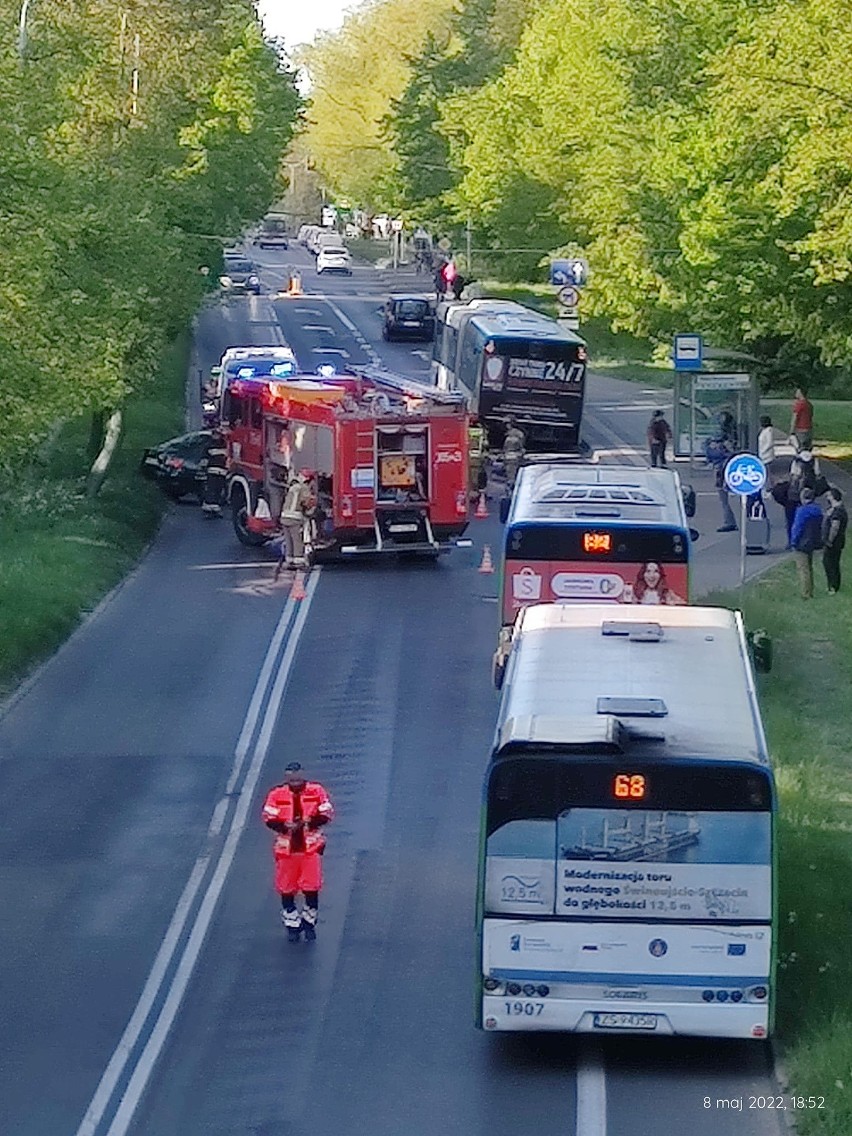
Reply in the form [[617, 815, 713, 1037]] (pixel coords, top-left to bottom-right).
[[724, 453, 766, 496]]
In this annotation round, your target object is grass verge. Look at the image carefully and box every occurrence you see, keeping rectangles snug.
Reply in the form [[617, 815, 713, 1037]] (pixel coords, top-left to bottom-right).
[[0, 332, 188, 697], [762, 399, 852, 461], [708, 563, 852, 1135]]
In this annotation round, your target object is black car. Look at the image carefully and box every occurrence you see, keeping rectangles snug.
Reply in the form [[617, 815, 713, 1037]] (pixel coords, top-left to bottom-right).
[[140, 430, 212, 501], [382, 295, 436, 341], [219, 257, 261, 294]]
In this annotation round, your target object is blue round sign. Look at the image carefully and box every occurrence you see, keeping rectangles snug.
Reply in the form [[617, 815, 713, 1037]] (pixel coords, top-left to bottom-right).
[[724, 453, 767, 495]]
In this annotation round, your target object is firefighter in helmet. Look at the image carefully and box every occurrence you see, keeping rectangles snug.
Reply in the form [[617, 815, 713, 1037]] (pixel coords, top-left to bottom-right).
[[468, 418, 489, 497], [277, 467, 314, 569], [502, 418, 526, 490], [201, 427, 228, 516], [262, 763, 334, 942]]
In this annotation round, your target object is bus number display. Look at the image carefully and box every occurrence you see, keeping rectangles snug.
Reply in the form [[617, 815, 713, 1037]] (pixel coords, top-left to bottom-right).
[[582, 532, 612, 554], [613, 773, 646, 800]]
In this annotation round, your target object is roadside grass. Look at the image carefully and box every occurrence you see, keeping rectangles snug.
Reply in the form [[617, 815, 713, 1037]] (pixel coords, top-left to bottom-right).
[[708, 563, 852, 1135], [0, 333, 187, 696], [347, 237, 393, 265], [762, 399, 852, 461]]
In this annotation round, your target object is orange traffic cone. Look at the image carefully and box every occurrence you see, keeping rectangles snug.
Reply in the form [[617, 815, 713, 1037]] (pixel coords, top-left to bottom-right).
[[478, 545, 495, 574], [289, 570, 307, 601], [475, 491, 489, 519]]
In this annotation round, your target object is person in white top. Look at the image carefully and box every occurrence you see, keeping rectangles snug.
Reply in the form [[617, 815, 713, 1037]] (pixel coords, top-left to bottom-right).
[[758, 415, 776, 467]]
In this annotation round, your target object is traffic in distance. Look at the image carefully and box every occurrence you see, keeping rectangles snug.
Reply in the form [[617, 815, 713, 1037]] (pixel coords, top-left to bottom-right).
[[482, 604, 776, 1039]]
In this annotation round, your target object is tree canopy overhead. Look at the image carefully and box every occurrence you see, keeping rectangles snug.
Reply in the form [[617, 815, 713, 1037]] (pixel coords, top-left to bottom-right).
[[0, 0, 300, 470]]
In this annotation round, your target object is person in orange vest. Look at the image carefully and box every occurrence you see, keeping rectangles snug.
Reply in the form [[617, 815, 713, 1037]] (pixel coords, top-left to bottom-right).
[[261, 762, 334, 942]]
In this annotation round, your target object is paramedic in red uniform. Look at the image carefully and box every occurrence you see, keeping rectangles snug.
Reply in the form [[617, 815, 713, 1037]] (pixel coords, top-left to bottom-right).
[[262, 762, 334, 942]]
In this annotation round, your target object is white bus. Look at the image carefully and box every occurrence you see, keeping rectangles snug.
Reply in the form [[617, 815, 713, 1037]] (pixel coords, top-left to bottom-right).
[[479, 603, 776, 1039]]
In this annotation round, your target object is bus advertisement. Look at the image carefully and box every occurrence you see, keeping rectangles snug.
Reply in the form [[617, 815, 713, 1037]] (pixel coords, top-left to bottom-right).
[[479, 604, 776, 1040], [433, 303, 587, 451], [500, 463, 695, 630]]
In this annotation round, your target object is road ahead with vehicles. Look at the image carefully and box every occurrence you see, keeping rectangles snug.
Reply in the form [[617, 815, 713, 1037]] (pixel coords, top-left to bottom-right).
[[0, 241, 786, 1136]]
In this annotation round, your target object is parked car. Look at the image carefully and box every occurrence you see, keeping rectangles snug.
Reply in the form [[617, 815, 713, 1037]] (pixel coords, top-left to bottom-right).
[[219, 257, 261, 294], [140, 431, 212, 501], [255, 214, 289, 249], [316, 245, 353, 275], [382, 294, 436, 341]]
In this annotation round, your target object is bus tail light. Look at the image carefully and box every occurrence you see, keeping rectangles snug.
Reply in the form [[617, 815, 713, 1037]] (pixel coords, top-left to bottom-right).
[[483, 977, 503, 994], [536, 985, 550, 998], [341, 494, 353, 519]]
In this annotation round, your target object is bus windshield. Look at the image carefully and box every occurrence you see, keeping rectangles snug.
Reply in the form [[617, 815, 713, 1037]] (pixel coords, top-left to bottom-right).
[[484, 757, 773, 922]]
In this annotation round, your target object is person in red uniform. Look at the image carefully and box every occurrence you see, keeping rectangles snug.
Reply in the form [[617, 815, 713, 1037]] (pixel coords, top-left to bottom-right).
[[262, 763, 334, 942]]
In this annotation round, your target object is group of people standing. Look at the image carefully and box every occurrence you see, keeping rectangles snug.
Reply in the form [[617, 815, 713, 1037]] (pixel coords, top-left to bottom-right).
[[646, 387, 847, 598]]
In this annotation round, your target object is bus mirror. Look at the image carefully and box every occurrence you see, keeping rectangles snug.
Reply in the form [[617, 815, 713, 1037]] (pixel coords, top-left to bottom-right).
[[747, 629, 773, 674], [689, 528, 700, 542], [499, 497, 510, 524], [682, 485, 697, 517]]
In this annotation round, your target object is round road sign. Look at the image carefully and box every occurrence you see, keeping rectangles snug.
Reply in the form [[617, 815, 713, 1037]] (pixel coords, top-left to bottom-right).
[[724, 454, 766, 496], [558, 284, 580, 308]]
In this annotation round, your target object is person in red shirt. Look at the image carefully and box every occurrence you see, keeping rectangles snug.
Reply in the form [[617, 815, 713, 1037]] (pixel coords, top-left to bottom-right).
[[262, 763, 334, 942], [790, 387, 814, 452]]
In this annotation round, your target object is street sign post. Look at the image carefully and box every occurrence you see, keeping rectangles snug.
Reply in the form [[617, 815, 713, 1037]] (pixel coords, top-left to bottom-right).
[[674, 334, 703, 370], [550, 258, 588, 287], [724, 453, 767, 590]]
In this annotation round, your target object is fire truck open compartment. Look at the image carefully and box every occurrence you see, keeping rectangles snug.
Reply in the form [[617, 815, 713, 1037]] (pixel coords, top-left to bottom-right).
[[224, 365, 470, 560]]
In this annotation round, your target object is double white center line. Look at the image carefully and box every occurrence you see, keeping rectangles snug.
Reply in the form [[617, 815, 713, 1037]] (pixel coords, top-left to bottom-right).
[[75, 570, 321, 1136]]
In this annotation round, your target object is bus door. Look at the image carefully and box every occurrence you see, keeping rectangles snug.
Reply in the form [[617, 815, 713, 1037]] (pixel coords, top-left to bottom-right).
[[479, 755, 775, 1038], [501, 522, 690, 627]]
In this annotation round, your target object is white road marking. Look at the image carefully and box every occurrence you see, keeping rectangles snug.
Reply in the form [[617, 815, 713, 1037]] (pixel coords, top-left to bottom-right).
[[302, 324, 334, 333], [321, 296, 382, 365], [576, 1044, 607, 1136], [311, 346, 351, 357], [103, 570, 320, 1136], [73, 576, 319, 1136], [188, 562, 274, 570]]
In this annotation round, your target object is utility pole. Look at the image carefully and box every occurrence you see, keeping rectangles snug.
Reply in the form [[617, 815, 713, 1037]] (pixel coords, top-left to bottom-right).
[[466, 217, 472, 276]]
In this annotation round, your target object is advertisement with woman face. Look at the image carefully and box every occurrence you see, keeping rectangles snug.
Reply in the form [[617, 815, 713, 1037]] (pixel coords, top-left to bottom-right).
[[503, 559, 688, 623]]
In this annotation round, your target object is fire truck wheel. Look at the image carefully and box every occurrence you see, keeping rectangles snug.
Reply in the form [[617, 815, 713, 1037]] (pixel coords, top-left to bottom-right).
[[231, 492, 267, 547]]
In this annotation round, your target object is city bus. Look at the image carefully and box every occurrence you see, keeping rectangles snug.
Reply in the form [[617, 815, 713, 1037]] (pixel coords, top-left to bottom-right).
[[498, 462, 695, 636], [479, 603, 776, 1039], [433, 302, 587, 450]]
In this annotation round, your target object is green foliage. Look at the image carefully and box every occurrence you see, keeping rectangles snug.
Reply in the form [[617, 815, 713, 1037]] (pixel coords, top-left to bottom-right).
[[0, 0, 299, 471]]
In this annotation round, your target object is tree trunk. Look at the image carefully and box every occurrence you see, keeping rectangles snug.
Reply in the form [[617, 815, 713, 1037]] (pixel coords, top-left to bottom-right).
[[86, 409, 123, 497], [88, 409, 106, 464]]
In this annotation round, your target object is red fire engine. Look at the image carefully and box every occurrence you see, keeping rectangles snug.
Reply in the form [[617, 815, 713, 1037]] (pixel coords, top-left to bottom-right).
[[222, 365, 470, 561]]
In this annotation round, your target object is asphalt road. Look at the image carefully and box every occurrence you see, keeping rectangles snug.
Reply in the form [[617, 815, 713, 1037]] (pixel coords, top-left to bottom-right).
[[0, 241, 786, 1136]]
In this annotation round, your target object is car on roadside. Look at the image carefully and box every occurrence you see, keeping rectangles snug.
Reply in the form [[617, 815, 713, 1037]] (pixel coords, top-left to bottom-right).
[[316, 245, 353, 275], [382, 294, 436, 341], [140, 431, 212, 501], [219, 257, 261, 294]]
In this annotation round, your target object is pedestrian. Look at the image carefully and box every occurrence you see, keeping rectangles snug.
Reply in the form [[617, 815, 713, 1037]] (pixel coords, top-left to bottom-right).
[[790, 387, 814, 452], [821, 487, 847, 594], [262, 763, 334, 942], [450, 272, 466, 300], [201, 427, 228, 516], [502, 419, 526, 490], [705, 432, 736, 532], [790, 487, 824, 599], [757, 415, 775, 469], [647, 410, 672, 468]]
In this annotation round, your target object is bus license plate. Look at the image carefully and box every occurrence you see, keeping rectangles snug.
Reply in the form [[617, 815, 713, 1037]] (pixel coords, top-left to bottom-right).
[[593, 1013, 657, 1031]]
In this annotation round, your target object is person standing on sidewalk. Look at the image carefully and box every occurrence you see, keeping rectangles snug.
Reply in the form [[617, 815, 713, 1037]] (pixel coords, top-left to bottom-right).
[[647, 410, 672, 468], [790, 387, 814, 452], [821, 487, 848, 594], [705, 432, 737, 532], [758, 415, 776, 471], [791, 487, 824, 599]]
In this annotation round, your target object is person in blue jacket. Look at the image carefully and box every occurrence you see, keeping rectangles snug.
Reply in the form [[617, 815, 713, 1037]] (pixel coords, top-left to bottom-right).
[[790, 487, 824, 599]]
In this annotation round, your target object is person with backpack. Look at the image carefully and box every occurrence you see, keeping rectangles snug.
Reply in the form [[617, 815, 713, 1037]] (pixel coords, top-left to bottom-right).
[[790, 488, 824, 598], [783, 450, 828, 548], [647, 410, 672, 468]]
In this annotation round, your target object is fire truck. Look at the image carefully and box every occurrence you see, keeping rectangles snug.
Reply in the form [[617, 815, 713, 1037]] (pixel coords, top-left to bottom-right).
[[222, 365, 471, 561]]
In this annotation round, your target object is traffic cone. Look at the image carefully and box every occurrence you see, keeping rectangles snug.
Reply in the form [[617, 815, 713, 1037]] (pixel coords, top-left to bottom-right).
[[289, 570, 307, 601], [478, 545, 495, 574], [475, 491, 489, 519]]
